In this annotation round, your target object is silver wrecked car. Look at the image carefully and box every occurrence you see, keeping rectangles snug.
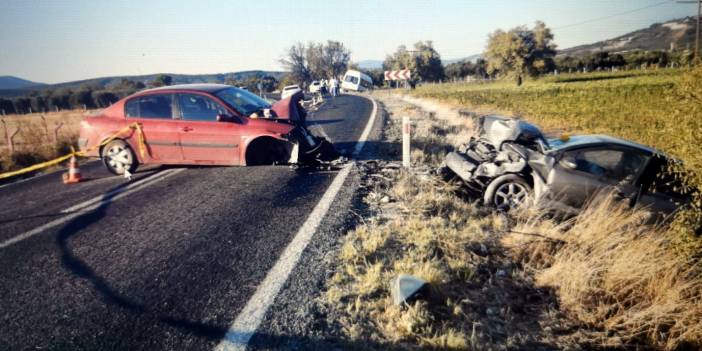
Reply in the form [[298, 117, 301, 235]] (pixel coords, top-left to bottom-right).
[[439, 115, 690, 215]]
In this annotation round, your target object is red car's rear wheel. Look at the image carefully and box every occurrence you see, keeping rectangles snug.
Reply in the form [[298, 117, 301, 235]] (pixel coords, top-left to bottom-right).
[[102, 140, 138, 175]]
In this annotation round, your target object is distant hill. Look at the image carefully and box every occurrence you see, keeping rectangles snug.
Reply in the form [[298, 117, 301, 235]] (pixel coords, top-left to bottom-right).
[[0, 76, 45, 90], [357, 54, 483, 71], [443, 54, 482, 65], [560, 17, 696, 56], [357, 60, 384, 70], [0, 70, 285, 97]]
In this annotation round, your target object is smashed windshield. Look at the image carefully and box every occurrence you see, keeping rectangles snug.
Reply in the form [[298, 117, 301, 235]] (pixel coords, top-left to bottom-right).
[[215, 87, 271, 116]]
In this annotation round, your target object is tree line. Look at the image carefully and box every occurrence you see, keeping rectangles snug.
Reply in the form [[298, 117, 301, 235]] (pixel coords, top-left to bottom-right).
[[0, 73, 281, 115], [0, 78, 147, 115]]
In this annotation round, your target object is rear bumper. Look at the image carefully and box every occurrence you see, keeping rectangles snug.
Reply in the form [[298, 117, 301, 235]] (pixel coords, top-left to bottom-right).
[[77, 137, 100, 157]]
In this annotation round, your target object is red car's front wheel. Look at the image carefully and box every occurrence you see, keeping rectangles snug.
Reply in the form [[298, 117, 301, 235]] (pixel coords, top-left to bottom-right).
[[102, 140, 138, 175]]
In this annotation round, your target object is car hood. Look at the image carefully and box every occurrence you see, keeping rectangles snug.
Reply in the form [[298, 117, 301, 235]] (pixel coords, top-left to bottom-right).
[[479, 115, 548, 149], [244, 117, 295, 136]]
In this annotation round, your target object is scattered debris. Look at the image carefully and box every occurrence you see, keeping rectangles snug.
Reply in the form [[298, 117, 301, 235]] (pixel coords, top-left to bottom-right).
[[391, 274, 429, 306]]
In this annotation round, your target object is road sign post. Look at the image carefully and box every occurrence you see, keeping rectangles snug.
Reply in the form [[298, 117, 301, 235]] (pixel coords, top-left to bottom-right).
[[384, 69, 412, 89], [402, 116, 411, 168]]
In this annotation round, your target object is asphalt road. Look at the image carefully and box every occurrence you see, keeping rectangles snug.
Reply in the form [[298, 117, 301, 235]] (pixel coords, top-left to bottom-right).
[[0, 94, 375, 350]]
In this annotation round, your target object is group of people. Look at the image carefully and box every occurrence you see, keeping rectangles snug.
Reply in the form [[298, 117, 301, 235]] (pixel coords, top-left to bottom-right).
[[320, 78, 340, 97]]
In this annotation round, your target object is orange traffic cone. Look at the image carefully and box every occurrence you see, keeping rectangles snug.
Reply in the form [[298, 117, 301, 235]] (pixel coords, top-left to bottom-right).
[[62, 155, 82, 184]]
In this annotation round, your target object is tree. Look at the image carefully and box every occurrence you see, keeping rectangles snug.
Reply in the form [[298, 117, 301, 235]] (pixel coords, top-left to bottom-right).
[[92, 91, 120, 107], [485, 21, 557, 84], [151, 74, 173, 87], [384, 41, 445, 83], [445, 60, 482, 80], [280, 43, 312, 84], [0, 98, 16, 114], [12, 97, 31, 114], [69, 88, 95, 109], [280, 41, 352, 84], [322, 40, 351, 78]]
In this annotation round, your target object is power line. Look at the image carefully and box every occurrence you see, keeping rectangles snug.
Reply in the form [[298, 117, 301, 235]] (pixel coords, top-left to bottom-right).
[[554, 1, 673, 30], [676, 0, 701, 59]]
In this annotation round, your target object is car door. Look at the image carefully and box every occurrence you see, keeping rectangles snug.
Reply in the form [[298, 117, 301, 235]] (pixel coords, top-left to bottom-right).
[[124, 93, 182, 162], [174, 93, 242, 165], [546, 146, 650, 209]]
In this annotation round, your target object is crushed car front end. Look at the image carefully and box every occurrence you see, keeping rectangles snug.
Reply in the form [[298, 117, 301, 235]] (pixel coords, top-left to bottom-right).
[[440, 115, 549, 196]]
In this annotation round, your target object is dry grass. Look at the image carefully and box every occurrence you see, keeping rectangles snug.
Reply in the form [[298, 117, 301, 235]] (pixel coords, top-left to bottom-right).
[[0, 109, 88, 173], [323, 93, 581, 350], [505, 195, 702, 349], [323, 89, 702, 350]]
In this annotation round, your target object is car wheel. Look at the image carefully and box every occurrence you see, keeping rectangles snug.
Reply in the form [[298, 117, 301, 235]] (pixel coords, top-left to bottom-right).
[[102, 140, 138, 175], [484, 174, 532, 211]]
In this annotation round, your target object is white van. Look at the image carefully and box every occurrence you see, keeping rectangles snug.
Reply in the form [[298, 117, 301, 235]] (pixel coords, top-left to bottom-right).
[[340, 70, 373, 92]]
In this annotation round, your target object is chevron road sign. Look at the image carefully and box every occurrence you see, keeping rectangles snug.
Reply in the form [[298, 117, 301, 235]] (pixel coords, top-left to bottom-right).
[[384, 69, 411, 80]]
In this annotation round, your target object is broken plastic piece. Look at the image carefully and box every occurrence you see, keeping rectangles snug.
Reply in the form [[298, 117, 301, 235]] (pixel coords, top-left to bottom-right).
[[391, 274, 429, 305]]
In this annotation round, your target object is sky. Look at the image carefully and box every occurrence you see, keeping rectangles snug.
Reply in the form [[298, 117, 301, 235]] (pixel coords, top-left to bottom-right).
[[0, 0, 697, 84]]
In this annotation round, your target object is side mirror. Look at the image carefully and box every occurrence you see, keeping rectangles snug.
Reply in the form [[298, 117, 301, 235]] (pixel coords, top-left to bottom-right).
[[560, 157, 577, 170]]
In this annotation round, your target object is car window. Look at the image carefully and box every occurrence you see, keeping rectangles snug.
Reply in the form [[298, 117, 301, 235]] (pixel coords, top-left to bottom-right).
[[563, 148, 649, 183], [177, 93, 228, 121], [639, 154, 689, 199], [215, 87, 271, 116], [125, 94, 173, 119], [345, 75, 359, 84]]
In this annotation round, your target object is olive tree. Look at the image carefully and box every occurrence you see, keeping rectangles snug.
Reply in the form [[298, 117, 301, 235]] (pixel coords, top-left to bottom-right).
[[485, 21, 556, 84]]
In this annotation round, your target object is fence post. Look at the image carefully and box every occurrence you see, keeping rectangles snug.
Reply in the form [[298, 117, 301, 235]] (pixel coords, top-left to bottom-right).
[[402, 116, 411, 168], [40, 115, 49, 140], [3, 120, 20, 154], [53, 122, 64, 144], [1, 120, 6, 150]]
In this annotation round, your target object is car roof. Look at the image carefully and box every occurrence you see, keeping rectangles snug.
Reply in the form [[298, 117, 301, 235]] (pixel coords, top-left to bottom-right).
[[142, 83, 231, 94], [548, 134, 659, 154]]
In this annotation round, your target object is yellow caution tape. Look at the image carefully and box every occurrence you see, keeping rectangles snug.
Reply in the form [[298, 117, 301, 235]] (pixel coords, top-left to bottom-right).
[[0, 123, 147, 180]]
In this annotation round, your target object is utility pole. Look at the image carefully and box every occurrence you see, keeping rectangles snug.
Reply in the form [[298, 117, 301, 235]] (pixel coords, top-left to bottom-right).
[[677, 0, 701, 60]]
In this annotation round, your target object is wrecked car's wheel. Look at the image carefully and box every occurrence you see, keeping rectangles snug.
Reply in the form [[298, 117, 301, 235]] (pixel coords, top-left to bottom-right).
[[484, 174, 532, 211], [102, 139, 138, 175]]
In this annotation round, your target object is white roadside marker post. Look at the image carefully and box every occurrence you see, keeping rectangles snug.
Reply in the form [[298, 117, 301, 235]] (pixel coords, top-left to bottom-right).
[[402, 116, 411, 168]]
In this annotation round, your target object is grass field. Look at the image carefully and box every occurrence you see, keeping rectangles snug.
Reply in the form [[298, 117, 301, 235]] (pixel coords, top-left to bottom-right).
[[0, 110, 88, 173], [412, 68, 701, 174], [322, 72, 702, 350], [412, 66, 702, 247]]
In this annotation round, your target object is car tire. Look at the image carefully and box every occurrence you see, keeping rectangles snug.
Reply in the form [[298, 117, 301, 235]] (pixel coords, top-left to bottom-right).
[[483, 174, 532, 211], [102, 139, 138, 175]]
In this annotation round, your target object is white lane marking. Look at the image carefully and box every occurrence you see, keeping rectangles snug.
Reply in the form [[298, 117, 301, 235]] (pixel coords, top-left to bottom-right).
[[214, 95, 378, 351], [60, 169, 173, 214], [0, 168, 185, 249], [353, 95, 378, 156]]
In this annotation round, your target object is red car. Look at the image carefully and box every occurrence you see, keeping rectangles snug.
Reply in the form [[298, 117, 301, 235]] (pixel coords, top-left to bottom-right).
[[79, 84, 335, 175]]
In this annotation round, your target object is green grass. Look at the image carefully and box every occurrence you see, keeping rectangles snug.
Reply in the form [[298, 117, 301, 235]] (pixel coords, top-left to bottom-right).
[[411, 65, 702, 268], [412, 68, 700, 172]]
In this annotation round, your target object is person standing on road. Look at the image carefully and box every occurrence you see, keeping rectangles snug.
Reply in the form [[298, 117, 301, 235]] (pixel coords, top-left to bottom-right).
[[320, 79, 328, 96], [330, 77, 339, 97]]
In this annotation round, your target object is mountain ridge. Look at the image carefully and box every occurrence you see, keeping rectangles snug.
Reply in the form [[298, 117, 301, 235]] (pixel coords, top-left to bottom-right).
[[560, 16, 696, 56], [0, 70, 285, 97]]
